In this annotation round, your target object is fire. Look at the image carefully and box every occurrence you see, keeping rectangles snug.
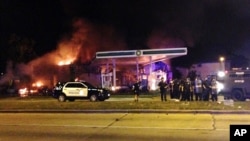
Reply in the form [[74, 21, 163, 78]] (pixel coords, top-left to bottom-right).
[[19, 88, 28, 95], [32, 81, 44, 87], [58, 60, 73, 66], [56, 54, 76, 66]]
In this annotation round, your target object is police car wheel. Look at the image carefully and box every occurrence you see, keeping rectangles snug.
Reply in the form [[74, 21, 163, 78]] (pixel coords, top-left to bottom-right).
[[90, 95, 97, 102], [58, 94, 66, 102]]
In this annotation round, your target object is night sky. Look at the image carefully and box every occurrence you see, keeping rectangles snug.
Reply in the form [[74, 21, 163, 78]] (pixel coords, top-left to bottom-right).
[[1, 0, 250, 71]]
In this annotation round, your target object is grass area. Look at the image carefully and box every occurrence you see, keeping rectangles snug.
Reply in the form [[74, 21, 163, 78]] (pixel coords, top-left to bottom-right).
[[0, 93, 250, 111]]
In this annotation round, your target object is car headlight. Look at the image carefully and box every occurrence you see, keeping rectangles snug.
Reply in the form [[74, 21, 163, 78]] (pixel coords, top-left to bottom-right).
[[217, 71, 225, 78]]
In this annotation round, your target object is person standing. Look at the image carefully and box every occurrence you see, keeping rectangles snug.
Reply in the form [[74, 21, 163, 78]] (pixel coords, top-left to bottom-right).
[[158, 77, 168, 101], [190, 81, 194, 101], [173, 79, 180, 99], [53, 82, 64, 96], [179, 79, 185, 101], [194, 76, 203, 101], [169, 79, 174, 99], [211, 78, 218, 101], [202, 77, 211, 101], [182, 77, 192, 101], [132, 80, 141, 102]]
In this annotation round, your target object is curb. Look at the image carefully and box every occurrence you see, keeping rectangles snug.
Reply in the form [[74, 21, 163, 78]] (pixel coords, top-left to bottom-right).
[[1, 109, 250, 114]]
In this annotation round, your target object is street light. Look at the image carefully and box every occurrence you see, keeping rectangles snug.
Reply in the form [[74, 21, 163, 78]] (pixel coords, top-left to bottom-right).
[[219, 57, 225, 62], [219, 56, 225, 71], [217, 56, 226, 81]]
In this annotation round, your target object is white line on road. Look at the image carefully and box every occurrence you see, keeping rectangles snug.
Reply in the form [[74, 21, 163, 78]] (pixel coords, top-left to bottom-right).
[[0, 123, 228, 130]]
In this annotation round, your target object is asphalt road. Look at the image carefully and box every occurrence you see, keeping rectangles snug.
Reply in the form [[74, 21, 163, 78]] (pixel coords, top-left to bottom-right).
[[0, 113, 250, 141]]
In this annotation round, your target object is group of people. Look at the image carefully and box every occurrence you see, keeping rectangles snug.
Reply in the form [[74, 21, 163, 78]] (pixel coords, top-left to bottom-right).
[[132, 76, 218, 102], [168, 76, 219, 102]]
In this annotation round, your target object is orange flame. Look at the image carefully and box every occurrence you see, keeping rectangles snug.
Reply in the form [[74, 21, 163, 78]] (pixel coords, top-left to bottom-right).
[[58, 60, 74, 66], [32, 81, 44, 87]]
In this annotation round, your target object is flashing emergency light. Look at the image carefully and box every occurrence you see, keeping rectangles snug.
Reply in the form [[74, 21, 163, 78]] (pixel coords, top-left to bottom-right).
[[218, 71, 225, 77], [216, 81, 224, 93]]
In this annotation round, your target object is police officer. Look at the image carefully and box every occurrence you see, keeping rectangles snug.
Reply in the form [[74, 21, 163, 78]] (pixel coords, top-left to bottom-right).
[[194, 76, 203, 101], [132, 80, 141, 102], [169, 79, 174, 99], [211, 78, 218, 101], [53, 82, 63, 96], [173, 79, 180, 99], [179, 79, 185, 101], [158, 77, 168, 101], [182, 77, 192, 101], [202, 77, 211, 101], [190, 81, 194, 101]]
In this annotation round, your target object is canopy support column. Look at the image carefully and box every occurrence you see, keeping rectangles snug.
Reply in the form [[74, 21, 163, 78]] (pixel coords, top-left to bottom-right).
[[136, 57, 139, 80], [112, 59, 116, 90], [149, 56, 152, 74]]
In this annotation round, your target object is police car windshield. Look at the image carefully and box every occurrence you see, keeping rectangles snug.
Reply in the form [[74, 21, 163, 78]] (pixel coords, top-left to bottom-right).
[[82, 82, 96, 88]]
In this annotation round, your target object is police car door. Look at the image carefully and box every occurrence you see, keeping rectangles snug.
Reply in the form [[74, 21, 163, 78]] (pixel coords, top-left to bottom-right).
[[63, 83, 78, 97], [77, 83, 88, 97], [64, 83, 87, 97]]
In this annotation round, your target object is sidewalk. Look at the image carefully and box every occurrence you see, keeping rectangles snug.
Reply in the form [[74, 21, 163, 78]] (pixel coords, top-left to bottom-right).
[[1, 109, 250, 114]]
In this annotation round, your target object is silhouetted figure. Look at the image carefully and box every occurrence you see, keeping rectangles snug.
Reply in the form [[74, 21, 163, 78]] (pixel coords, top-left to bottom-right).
[[132, 80, 141, 102], [158, 77, 168, 101], [211, 78, 218, 101], [194, 76, 203, 101], [182, 77, 192, 101], [202, 78, 211, 101]]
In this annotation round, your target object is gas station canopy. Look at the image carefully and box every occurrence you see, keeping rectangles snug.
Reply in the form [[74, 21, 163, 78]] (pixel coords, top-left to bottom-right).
[[93, 47, 188, 90], [95, 48, 187, 65]]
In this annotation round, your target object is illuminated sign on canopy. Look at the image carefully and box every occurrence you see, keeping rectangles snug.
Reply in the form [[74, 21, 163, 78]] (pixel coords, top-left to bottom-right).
[[96, 48, 187, 59]]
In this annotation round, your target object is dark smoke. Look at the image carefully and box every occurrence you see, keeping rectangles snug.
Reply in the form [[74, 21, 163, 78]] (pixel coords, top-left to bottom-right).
[[0, 18, 127, 87]]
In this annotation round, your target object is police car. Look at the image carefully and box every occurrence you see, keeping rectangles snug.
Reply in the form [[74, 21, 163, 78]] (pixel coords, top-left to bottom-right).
[[52, 81, 110, 102]]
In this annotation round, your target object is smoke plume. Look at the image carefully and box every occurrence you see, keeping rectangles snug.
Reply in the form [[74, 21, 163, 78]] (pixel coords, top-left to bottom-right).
[[0, 18, 127, 87]]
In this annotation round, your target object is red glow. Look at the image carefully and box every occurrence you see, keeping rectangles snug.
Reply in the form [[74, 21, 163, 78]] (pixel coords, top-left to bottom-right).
[[32, 81, 44, 87], [58, 60, 73, 66], [19, 88, 28, 95]]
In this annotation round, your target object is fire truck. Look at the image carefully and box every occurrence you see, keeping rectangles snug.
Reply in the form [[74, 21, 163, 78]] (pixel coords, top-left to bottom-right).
[[219, 69, 250, 101]]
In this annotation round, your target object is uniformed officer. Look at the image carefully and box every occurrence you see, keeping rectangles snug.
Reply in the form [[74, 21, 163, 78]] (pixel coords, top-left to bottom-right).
[[179, 79, 185, 101], [53, 82, 63, 94], [132, 80, 141, 102], [182, 77, 192, 101], [158, 77, 168, 101], [173, 79, 180, 99], [194, 76, 203, 101], [202, 77, 211, 101], [211, 78, 218, 101], [169, 79, 174, 99]]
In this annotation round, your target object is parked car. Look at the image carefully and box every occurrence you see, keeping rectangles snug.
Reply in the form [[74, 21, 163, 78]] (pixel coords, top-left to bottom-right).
[[52, 81, 110, 102], [38, 86, 53, 96]]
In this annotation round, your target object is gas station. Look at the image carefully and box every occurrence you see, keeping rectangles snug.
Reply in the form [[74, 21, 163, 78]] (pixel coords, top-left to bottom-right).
[[94, 48, 187, 91]]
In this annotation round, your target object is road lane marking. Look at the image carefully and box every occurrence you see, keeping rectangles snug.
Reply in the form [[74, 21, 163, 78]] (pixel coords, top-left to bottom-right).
[[0, 123, 228, 130]]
